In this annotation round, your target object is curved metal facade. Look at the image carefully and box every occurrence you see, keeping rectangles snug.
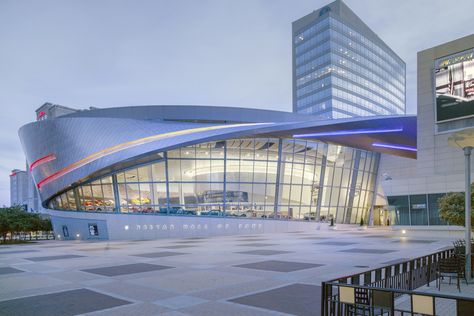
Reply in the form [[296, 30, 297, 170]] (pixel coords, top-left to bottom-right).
[[19, 105, 416, 224]]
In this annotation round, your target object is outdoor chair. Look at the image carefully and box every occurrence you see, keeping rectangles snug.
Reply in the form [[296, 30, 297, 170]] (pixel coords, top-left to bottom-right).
[[436, 255, 468, 291]]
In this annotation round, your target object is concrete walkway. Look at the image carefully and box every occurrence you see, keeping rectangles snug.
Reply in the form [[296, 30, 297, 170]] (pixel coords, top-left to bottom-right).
[[0, 227, 456, 316]]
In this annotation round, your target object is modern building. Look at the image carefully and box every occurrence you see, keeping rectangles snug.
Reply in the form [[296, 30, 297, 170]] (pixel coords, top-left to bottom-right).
[[9, 103, 79, 212], [10, 169, 28, 209], [35, 102, 78, 121], [19, 105, 415, 240], [380, 34, 474, 225], [292, 0, 406, 119]]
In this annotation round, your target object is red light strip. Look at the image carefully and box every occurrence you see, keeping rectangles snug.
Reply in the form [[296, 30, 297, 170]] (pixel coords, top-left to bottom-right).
[[36, 122, 272, 190], [30, 154, 56, 171], [10, 172, 17, 177]]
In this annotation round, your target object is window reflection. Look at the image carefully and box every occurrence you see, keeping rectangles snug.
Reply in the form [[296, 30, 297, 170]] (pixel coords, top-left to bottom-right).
[[48, 138, 379, 224]]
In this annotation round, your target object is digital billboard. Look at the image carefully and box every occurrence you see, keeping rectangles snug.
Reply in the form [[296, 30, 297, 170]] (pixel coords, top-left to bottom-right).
[[435, 48, 474, 123]]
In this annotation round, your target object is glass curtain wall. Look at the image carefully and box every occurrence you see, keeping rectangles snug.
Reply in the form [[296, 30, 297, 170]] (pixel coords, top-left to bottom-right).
[[294, 15, 405, 118], [388, 193, 449, 226], [48, 138, 379, 224]]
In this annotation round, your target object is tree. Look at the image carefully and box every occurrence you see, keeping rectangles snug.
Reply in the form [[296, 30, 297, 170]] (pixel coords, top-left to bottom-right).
[[0, 206, 53, 242], [41, 218, 53, 239], [438, 183, 474, 226], [0, 211, 10, 242]]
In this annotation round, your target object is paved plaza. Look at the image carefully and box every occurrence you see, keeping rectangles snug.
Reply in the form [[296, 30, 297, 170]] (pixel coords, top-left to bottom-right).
[[0, 227, 458, 316]]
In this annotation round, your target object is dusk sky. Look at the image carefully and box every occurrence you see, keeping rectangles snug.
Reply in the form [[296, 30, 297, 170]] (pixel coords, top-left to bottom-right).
[[1, 0, 473, 206]]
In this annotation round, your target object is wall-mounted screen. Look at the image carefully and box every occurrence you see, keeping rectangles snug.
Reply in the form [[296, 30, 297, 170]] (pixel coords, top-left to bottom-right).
[[435, 48, 474, 122]]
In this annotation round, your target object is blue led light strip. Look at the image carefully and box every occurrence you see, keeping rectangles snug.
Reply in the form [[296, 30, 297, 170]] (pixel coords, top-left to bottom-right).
[[372, 143, 417, 152], [293, 127, 403, 138]]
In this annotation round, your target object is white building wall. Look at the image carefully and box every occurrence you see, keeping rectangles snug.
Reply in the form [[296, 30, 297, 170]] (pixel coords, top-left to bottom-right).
[[379, 34, 474, 198]]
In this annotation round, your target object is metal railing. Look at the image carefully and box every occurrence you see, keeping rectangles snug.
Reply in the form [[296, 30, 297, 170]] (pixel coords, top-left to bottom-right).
[[321, 283, 474, 316], [320, 248, 474, 315]]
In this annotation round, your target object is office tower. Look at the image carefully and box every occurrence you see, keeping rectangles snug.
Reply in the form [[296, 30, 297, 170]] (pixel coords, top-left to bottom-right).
[[292, 0, 406, 118], [10, 169, 28, 208]]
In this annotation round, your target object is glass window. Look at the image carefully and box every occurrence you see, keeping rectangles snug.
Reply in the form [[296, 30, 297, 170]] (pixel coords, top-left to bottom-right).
[[253, 161, 267, 183], [91, 185, 104, 211], [239, 160, 253, 182], [388, 195, 410, 225], [101, 176, 112, 184], [124, 168, 138, 183], [410, 194, 428, 225], [409, 194, 428, 225], [226, 159, 240, 182], [139, 183, 152, 204], [152, 161, 166, 182], [181, 159, 196, 181], [428, 193, 447, 225], [167, 148, 181, 159], [181, 146, 196, 159], [168, 160, 181, 182], [84, 186, 96, 211], [210, 159, 224, 182], [195, 159, 211, 182], [137, 165, 152, 182], [116, 172, 126, 183], [126, 183, 140, 212], [46, 137, 378, 224], [118, 184, 128, 212], [102, 183, 115, 211], [154, 183, 167, 206], [67, 190, 77, 210], [60, 193, 69, 210]]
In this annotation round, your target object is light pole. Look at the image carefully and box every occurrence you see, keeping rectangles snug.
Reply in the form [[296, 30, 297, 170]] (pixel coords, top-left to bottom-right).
[[464, 146, 472, 281], [449, 130, 474, 282]]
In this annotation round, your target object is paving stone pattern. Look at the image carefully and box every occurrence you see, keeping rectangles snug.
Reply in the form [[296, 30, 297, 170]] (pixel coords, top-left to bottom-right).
[[82, 263, 174, 276], [24, 254, 85, 261], [237, 243, 277, 247], [230, 283, 321, 316], [339, 248, 397, 254], [235, 250, 293, 256], [0, 228, 458, 316], [235, 260, 324, 272], [314, 241, 356, 246], [133, 251, 188, 258], [0, 267, 24, 275], [0, 288, 130, 316]]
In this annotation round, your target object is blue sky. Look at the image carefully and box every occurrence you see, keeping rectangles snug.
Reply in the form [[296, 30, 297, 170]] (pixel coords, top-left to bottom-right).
[[1, 0, 473, 206]]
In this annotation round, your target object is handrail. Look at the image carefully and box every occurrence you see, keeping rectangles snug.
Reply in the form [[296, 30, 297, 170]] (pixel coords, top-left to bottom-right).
[[326, 248, 453, 284], [323, 282, 474, 301], [321, 282, 474, 316], [320, 247, 460, 315]]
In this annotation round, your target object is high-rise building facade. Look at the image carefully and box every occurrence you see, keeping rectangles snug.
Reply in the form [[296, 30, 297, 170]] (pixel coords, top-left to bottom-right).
[[292, 0, 406, 119], [10, 169, 28, 209]]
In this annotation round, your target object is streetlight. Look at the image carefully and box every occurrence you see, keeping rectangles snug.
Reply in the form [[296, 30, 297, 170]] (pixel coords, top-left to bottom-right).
[[448, 129, 474, 281]]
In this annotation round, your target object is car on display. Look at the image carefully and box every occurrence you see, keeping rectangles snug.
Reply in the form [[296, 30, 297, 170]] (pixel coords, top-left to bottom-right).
[[303, 212, 317, 221], [159, 207, 197, 215]]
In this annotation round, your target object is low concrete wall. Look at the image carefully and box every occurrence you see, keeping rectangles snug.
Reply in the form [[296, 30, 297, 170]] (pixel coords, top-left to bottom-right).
[[48, 210, 350, 240]]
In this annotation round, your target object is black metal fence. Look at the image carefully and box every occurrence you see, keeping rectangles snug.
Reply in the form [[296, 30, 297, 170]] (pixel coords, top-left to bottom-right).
[[320, 248, 474, 315], [321, 283, 474, 316]]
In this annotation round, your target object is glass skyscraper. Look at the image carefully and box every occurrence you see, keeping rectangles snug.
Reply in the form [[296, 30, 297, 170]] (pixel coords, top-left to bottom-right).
[[292, 0, 406, 118]]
